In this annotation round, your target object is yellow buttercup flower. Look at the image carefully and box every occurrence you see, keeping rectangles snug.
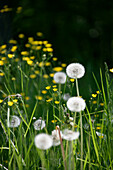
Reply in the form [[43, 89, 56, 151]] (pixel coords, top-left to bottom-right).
[[53, 88, 57, 91], [50, 73, 54, 77], [0, 60, 4, 65], [1, 45, 6, 49], [12, 77, 16, 81], [45, 62, 51, 66], [8, 101, 13, 106], [55, 101, 59, 104], [0, 73, 4, 76], [96, 91, 100, 94], [25, 96, 30, 100], [37, 32, 43, 37], [21, 51, 29, 56], [52, 57, 57, 61], [11, 46, 17, 52], [35, 96, 43, 100], [8, 54, 14, 58], [27, 60, 33, 65], [45, 44, 52, 48], [53, 67, 63, 72], [43, 74, 49, 79], [30, 74, 36, 79], [25, 44, 30, 48], [13, 99, 18, 103], [42, 90, 47, 94], [0, 99, 3, 103], [9, 39, 17, 44], [61, 63, 67, 67], [51, 120, 57, 123], [92, 94, 97, 98], [46, 86, 51, 90], [70, 79, 75, 82], [18, 34, 24, 38], [92, 100, 97, 104], [109, 68, 113, 73], [35, 70, 39, 74]]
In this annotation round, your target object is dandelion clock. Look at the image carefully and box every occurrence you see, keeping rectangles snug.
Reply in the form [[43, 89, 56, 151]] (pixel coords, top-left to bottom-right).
[[66, 63, 85, 79], [67, 97, 86, 112], [53, 72, 66, 84]]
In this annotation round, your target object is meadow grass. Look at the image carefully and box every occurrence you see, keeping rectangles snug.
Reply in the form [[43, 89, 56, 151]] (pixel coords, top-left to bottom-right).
[[0, 34, 113, 170]]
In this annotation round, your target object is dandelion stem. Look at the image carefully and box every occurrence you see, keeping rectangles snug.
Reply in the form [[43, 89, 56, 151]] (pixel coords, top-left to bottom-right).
[[57, 126, 67, 170]]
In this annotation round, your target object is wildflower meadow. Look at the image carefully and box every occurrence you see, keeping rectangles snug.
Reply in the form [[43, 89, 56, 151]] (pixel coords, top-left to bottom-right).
[[0, 6, 113, 170]]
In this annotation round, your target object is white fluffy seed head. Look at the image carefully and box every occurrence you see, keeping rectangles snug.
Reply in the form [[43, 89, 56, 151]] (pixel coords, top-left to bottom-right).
[[53, 72, 66, 84], [34, 133, 53, 150], [51, 129, 62, 146], [7, 115, 21, 128], [33, 119, 45, 130], [62, 129, 80, 141], [67, 97, 86, 112], [66, 63, 85, 79]]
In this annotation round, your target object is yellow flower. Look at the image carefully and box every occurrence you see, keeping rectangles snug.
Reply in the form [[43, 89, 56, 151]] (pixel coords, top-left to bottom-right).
[[36, 46, 42, 50], [21, 51, 29, 55], [45, 62, 51, 66], [25, 104, 29, 108], [55, 101, 59, 104], [1, 57, 6, 61], [70, 79, 75, 82], [37, 32, 43, 37], [52, 85, 57, 88], [0, 60, 4, 66], [1, 45, 6, 49], [25, 96, 30, 100], [35, 96, 43, 100], [8, 101, 13, 106], [0, 73, 4, 76], [45, 44, 52, 48], [25, 43, 30, 48], [53, 88, 57, 91], [39, 62, 44, 67], [46, 86, 51, 90], [12, 77, 16, 81], [28, 37, 34, 43], [43, 41, 48, 44], [16, 6, 22, 13], [15, 58, 20, 62], [42, 90, 47, 94], [11, 46, 17, 52], [18, 34, 24, 38], [30, 56, 35, 60], [109, 68, 113, 73], [51, 120, 57, 123], [43, 48, 47, 52], [46, 98, 53, 102], [53, 67, 63, 72], [52, 57, 57, 61], [96, 91, 100, 94], [96, 127, 101, 130], [9, 39, 17, 44], [43, 74, 49, 79], [61, 63, 67, 67], [22, 57, 29, 61], [30, 74, 36, 79], [27, 60, 33, 65], [92, 100, 97, 104], [100, 103, 104, 106], [92, 94, 97, 98], [38, 41, 43, 45], [32, 41, 39, 45], [49, 73, 54, 77], [8, 54, 14, 58], [35, 70, 39, 74], [0, 99, 3, 103], [13, 99, 18, 103], [52, 80, 56, 83]]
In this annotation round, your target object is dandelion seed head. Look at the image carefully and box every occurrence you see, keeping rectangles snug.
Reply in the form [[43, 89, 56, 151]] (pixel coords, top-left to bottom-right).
[[62, 93, 70, 101], [62, 129, 80, 141], [53, 72, 66, 84], [51, 129, 62, 146], [67, 97, 86, 112], [66, 63, 85, 79], [33, 119, 45, 130], [8, 115, 21, 128], [34, 133, 53, 150]]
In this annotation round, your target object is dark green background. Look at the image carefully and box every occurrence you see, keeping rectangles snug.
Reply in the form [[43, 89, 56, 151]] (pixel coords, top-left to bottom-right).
[[1, 0, 113, 98]]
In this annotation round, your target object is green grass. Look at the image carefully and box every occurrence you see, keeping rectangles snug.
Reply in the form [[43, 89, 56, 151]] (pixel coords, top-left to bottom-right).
[[0, 34, 113, 170]]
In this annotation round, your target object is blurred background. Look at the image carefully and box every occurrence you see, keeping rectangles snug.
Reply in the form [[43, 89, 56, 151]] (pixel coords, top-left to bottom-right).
[[0, 0, 113, 98]]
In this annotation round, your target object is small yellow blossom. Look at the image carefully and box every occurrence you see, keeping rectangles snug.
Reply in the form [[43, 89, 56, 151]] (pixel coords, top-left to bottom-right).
[[46, 86, 51, 90], [38, 41, 43, 45], [55, 101, 59, 104], [94, 114, 99, 117], [53, 88, 57, 91], [52, 80, 56, 83], [25, 44, 30, 48], [11, 46, 17, 52], [52, 57, 57, 61], [21, 51, 29, 56], [53, 67, 63, 72], [46, 98, 53, 102], [25, 104, 29, 108], [92, 94, 97, 98], [43, 74, 49, 79], [27, 60, 33, 65], [43, 48, 47, 52], [70, 79, 75, 82], [96, 91, 100, 94], [43, 41, 48, 44], [42, 90, 47, 94], [1, 45, 6, 49], [35, 96, 43, 100], [22, 57, 29, 61], [0, 73, 4, 76], [34, 70, 39, 74], [61, 63, 67, 67], [39, 62, 44, 67], [92, 100, 97, 104], [96, 127, 101, 130], [28, 37, 34, 43], [52, 85, 57, 88], [30, 74, 36, 79], [45, 44, 52, 48], [51, 120, 57, 123], [16, 6, 22, 13], [49, 73, 54, 77], [8, 101, 13, 106], [30, 56, 35, 60], [36, 46, 42, 50], [25, 96, 30, 100], [15, 58, 20, 62], [2, 57, 6, 61], [18, 34, 24, 38], [0, 60, 4, 66], [109, 68, 113, 73], [13, 99, 18, 103], [32, 41, 39, 45], [9, 39, 17, 44], [37, 32, 43, 37], [8, 54, 14, 58], [0, 99, 3, 103], [45, 62, 51, 66], [100, 103, 104, 106], [12, 77, 16, 81]]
